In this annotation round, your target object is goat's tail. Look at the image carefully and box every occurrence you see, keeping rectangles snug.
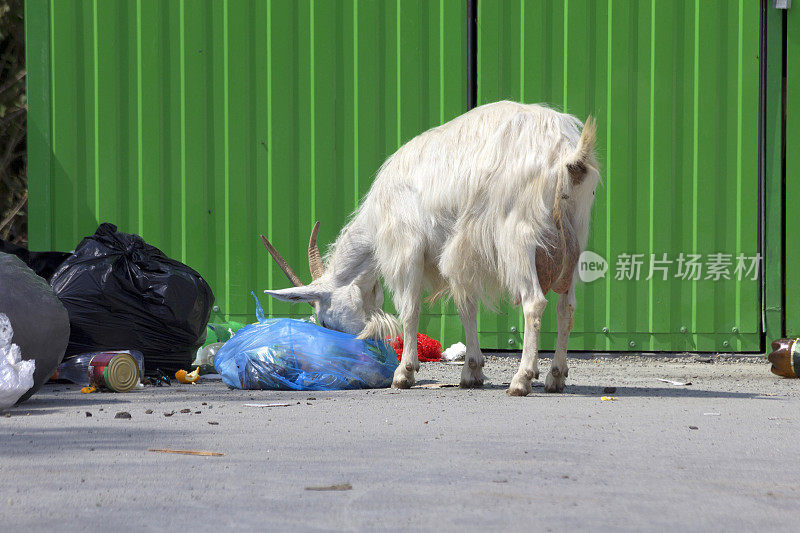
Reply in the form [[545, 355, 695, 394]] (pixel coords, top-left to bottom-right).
[[565, 115, 597, 182], [552, 115, 597, 281]]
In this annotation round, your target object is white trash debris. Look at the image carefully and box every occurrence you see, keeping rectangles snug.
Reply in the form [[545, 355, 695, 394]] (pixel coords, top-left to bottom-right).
[[192, 341, 225, 367], [656, 378, 692, 386], [0, 313, 35, 410], [442, 342, 467, 362]]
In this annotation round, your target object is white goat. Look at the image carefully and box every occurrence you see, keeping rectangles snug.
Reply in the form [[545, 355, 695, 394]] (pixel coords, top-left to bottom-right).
[[262, 101, 600, 395]]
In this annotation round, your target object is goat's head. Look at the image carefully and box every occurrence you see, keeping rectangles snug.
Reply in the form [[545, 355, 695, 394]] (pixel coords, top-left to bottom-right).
[[261, 222, 399, 340]]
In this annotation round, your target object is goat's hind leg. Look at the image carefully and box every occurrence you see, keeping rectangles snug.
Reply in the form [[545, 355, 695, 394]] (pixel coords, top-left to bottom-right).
[[457, 299, 485, 388], [508, 286, 547, 397], [545, 287, 575, 393], [391, 256, 423, 389]]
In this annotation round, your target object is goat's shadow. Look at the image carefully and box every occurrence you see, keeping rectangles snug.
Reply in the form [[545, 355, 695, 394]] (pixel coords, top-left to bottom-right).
[[0, 425, 187, 457], [14, 395, 130, 410], [413, 379, 777, 400], [547, 384, 776, 400]]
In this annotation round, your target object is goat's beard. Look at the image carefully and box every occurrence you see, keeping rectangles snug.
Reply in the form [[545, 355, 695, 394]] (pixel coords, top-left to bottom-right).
[[357, 309, 401, 341]]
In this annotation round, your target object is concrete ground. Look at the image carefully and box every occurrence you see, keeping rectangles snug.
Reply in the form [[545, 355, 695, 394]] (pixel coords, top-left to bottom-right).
[[1, 353, 799, 532]]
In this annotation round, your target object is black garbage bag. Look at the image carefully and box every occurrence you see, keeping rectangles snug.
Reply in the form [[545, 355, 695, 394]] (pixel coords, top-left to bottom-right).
[[0, 252, 70, 402], [50, 223, 214, 375], [0, 239, 71, 282]]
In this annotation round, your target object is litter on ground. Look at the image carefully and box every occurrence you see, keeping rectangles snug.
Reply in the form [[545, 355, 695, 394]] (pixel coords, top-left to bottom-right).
[[442, 342, 467, 362], [0, 314, 34, 410], [148, 449, 224, 457], [175, 368, 200, 384], [393, 333, 442, 362], [215, 294, 397, 391], [657, 378, 692, 386], [304, 483, 352, 491]]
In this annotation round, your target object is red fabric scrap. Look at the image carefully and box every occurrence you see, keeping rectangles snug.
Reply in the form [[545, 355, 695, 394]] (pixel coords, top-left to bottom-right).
[[392, 333, 442, 362]]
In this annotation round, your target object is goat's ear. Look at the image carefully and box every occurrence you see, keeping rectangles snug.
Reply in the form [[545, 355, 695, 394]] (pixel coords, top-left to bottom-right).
[[264, 286, 324, 303]]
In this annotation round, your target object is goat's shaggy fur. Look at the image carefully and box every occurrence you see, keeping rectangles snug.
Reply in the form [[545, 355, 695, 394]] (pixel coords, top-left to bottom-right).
[[265, 101, 600, 395]]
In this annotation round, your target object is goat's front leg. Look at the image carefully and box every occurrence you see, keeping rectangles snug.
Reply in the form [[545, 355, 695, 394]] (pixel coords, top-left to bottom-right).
[[392, 259, 423, 389], [508, 288, 547, 397], [545, 287, 575, 393], [457, 299, 485, 388]]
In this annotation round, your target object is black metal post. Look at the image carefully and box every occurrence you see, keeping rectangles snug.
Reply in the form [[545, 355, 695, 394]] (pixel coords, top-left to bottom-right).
[[467, 0, 478, 110]]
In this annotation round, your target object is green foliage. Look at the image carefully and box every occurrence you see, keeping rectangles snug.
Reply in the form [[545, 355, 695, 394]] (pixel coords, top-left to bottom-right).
[[0, 0, 27, 245]]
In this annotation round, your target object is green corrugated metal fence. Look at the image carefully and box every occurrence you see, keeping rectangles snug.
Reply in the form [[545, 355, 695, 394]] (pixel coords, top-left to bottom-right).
[[25, 0, 468, 344], [477, 0, 761, 352], [785, 5, 800, 337], [764, 3, 800, 343], [764, 2, 782, 346], [26, 0, 764, 351]]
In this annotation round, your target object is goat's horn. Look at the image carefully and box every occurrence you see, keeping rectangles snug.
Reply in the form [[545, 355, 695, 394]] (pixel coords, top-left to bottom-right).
[[260, 234, 304, 287], [308, 221, 325, 280]]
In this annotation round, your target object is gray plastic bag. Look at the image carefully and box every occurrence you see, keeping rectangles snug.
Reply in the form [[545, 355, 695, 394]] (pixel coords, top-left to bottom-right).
[[0, 252, 70, 402]]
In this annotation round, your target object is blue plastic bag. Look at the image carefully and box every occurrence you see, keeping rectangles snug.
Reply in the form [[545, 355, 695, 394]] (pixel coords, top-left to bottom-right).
[[214, 294, 398, 390]]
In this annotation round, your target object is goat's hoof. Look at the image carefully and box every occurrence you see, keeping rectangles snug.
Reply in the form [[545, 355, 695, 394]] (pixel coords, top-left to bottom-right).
[[544, 369, 567, 393], [460, 364, 485, 388], [392, 377, 414, 389], [392, 369, 415, 389], [459, 369, 485, 389], [507, 375, 532, 397]]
